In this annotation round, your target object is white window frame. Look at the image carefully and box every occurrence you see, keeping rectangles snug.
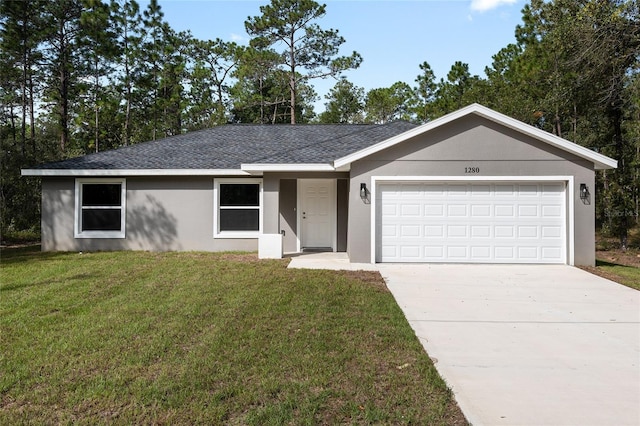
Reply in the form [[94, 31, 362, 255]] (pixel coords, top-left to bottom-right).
[[213, 178, 263, 239], [74, 178, 126, 239]]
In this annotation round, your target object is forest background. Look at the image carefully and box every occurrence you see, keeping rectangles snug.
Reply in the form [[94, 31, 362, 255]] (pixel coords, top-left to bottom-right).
[[1, 0, 638, 248]]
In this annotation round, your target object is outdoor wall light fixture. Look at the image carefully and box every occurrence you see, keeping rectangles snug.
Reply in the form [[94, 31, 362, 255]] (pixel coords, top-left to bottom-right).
[[580, 183, 590, 200], [360, 183, 367, 200]]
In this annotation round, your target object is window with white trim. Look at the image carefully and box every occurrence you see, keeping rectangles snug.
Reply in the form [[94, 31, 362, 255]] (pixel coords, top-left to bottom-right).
[[214, 178, 262, 238], [75, 179, 126, 238]]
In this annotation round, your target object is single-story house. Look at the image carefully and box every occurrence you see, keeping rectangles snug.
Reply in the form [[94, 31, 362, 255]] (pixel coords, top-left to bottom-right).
[[22, 103, 617, 266]]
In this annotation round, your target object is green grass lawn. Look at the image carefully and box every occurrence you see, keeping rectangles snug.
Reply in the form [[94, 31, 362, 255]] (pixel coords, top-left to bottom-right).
[[593, 259, 640, 290], [0, 247, 465, 425]]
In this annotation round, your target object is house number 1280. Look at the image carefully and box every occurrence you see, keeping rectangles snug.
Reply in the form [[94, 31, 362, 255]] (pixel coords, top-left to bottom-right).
[[465, 167, 480, 174]]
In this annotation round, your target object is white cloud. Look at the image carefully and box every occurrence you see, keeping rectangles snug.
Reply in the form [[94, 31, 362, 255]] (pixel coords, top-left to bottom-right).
[[230, 33, 247, 43], [470, 0, 517, 12]]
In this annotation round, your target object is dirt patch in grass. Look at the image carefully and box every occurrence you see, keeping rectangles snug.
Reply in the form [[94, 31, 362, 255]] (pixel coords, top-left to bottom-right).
[[581, 264, 629, 282], [340, 270, 390, 292], [580, 228, 640, 290], [581, 257, 640, 290], [594, 248, 640, 268]]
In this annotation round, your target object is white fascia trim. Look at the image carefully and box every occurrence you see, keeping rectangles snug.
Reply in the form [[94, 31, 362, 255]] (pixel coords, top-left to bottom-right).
[[334, 103, 617, 170], [22, 169, 251, 177], [241, 163, 335, 172], [369, 175, 575, 266]]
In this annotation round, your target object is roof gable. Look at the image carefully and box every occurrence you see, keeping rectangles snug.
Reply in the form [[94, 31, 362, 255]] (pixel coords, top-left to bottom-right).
[[333, 104, 617, 170]]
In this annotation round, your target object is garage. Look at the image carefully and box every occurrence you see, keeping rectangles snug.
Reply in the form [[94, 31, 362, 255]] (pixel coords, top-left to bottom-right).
[[376, 180, 567, 263]]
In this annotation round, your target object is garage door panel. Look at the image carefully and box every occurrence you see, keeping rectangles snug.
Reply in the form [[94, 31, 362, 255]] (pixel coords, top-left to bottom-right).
[[471, 225, 491, 237], [542, 226, 562, 238], [446, 246, 468, 258], [518, 246, 539, 259], [447, 204, 468, 216], [378, 181, 566, 264], [448, 185, 468, 196], [381, 224, 398, 237], [472, 185, 491, 195], [471, 204, 491, 216], [542, 183, 564, 194], [400, 225, 421, 237], [424, 225, 444, 237], [400, 204, 421, 216], [381, 245, 398, 259], [471, 246, 492, 259], [542, 205, 562, 217], [400, 246, 421, 258], [424, 246, 444, 258], [425, 205, 444, 216], [519, 184, 539, 195], [495, 184, 515, 195], [542, 247, 562, 260], [381, 204, 398, 216], [495, 205, 515, 217], [518, 205, 539, 217], [518, 226, 538, 238], [447, 225, 468, 237], [495, 226, 515, 238], [494, 246, 516, 260]]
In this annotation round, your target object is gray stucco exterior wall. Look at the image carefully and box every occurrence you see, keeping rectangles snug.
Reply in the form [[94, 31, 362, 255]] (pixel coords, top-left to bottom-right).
[[42, 172, 350, 254], [41, 176, 258, 252], [347, 115, 596, 266]]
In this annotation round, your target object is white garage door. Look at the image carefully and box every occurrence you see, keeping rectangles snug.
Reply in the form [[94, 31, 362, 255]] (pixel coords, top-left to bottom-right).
[[377, 181, 566, 263]]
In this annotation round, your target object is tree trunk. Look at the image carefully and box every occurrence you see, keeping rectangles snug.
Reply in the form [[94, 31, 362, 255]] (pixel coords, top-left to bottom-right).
[[28, 70, 35, 157], [59, 66, 68, 153], [8, 103, 16, 146], [58, 20, 69, 153], [554, 107, 562, 138], [94, 61, 99, 153], [614, 110, 628, 251], [272, 96, 278, 124], [572, 103, 577, 142], [21, 46, 27, 157], [289, 33, 296, 124], [633, 145, 640, 225], [259, 75, 265, 123], [122, 25, 131, 146], [289, 73, 296, 124]]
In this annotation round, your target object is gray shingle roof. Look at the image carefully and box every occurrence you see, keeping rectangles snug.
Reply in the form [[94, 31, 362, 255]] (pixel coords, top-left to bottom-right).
[[30, 122, 417, 170]]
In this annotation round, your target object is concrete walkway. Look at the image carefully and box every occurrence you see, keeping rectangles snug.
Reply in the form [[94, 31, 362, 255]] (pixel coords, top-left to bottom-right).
[[378, 264, 640, 426], [288, 256, 640, 425], [287, 252, 378, 271]]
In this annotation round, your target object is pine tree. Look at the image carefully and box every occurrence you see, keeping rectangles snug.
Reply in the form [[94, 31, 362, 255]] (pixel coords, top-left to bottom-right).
[[245, 0, 362, 124]]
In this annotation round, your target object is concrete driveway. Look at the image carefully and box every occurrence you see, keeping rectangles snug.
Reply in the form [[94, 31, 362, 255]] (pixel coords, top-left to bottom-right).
[[377, 264, 640, 426]]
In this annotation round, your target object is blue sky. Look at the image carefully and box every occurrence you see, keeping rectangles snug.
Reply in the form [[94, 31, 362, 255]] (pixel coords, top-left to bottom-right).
[[154, 0, 527, 112]]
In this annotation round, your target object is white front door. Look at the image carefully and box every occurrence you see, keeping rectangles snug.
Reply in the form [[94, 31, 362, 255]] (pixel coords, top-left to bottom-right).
[[299, 179, 336, 251]]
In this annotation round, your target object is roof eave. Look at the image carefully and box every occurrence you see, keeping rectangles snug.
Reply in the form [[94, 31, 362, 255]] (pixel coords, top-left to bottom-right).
[[240, 163, 336, 173], [21, 168, 252, 177]]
